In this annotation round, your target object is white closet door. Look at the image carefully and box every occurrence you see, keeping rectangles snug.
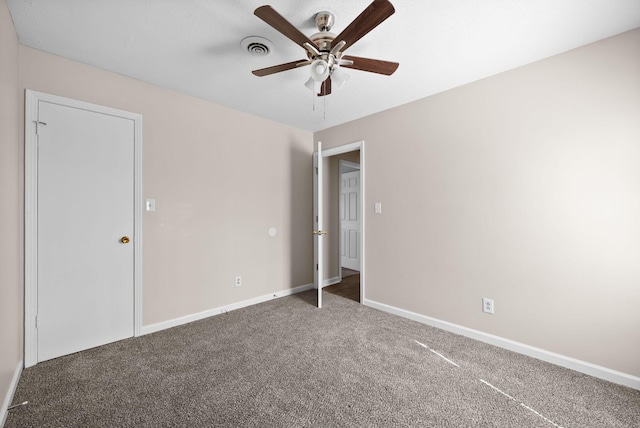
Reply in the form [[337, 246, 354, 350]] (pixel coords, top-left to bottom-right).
[[37, 100, 135, 362]]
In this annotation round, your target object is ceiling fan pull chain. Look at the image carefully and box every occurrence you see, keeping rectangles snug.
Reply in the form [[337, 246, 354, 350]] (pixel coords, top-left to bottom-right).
[[323, 94, 326, 120], [312, 86, 316, 112]]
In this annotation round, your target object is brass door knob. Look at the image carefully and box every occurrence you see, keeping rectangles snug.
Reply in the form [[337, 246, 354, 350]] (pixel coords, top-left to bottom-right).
[[120, 236, 130, 244]]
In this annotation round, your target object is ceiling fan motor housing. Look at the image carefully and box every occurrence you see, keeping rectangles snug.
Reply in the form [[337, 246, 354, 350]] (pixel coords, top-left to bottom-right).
[[310, 31, 336, 53]]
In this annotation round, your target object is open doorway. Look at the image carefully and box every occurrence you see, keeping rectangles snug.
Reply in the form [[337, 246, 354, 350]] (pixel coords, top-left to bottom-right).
[[321, 145, 363, 303]]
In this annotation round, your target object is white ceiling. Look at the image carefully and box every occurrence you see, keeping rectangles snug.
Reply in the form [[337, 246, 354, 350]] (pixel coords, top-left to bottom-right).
[[7, 0, 640, 132]]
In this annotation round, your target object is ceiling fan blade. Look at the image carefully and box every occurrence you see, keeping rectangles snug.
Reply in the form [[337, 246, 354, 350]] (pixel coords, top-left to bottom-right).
[[341, 55, 399, 75], [255, 6, 319, 50], [333, 0, 395, 52], [252, 59, 309, 77], [319, 77, 332, 96]]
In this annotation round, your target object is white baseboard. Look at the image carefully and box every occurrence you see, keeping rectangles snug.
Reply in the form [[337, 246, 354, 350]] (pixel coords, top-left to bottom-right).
[[323, 276, 341, 287], [1, 361, 23, 427], [141, 283, 313, 336], [364, 298, 640, 391]]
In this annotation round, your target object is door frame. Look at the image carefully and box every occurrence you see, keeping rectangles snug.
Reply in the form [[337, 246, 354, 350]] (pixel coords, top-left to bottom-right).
[[322, 140, 365, 302], [24, 90, 143, 367]]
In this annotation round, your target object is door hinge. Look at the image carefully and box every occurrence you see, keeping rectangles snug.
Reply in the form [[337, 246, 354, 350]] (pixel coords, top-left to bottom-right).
[[34, 120, 47, 136], [35, 315, 39, 328], [316, 263, 318, 270]]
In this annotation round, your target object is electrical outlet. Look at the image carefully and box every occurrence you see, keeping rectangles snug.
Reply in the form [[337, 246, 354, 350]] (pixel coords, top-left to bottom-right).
[[482, 298, 494, 314], [235, 276, 241, 287]]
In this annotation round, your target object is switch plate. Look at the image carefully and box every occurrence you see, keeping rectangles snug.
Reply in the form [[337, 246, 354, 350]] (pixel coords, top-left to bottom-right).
[[145, 199, 156, 212], [374, 202, 382, 214]]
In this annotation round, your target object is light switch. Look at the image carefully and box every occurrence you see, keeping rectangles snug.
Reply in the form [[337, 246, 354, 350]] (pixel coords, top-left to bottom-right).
[[146, 199, 156, 212], [374, 202, 382, 214]]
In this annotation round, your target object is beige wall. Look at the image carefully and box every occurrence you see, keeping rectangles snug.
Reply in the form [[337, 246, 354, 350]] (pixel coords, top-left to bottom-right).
[[0, 0, 23, 411], [316, 29, 640, 377], [17, 47, 314, 326]]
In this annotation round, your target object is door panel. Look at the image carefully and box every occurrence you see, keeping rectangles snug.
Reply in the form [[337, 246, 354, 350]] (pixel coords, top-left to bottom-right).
[[340, 171, 360, 270], [37, 101, 135, 362], [313, 142, 324, 308]]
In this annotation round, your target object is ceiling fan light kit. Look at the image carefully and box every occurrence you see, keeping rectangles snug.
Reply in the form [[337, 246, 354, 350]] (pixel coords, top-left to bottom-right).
[[310, 58, 330, 82], [251, 0, 399, 97]]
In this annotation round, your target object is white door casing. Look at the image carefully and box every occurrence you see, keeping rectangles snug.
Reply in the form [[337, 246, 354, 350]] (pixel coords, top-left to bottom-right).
[[25, 90, 143, 367], [340, 168, 361, 271]]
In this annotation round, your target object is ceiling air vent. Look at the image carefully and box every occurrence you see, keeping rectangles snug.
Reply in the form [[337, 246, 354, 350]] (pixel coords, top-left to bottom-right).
[[241, 36, 274, 56]]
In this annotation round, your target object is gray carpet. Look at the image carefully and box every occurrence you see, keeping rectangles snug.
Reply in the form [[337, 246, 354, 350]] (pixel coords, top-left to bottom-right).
[[6, 290, 640, 427]]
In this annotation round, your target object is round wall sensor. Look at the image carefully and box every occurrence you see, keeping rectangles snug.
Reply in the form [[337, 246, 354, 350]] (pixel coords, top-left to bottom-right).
[[268, 227, 277, 237]]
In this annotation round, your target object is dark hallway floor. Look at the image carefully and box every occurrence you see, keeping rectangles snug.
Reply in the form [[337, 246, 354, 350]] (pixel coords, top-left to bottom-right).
[[324, 268, 360, 302]]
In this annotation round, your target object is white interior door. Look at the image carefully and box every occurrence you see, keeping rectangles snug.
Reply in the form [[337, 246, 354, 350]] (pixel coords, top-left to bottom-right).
[[340, 170, 361, 271], [313, 142, 325, 308], [36, 100, 135, 362]]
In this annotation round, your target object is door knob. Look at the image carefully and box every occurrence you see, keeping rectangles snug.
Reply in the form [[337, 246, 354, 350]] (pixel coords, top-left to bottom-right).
[[120, 236, 130, 244]]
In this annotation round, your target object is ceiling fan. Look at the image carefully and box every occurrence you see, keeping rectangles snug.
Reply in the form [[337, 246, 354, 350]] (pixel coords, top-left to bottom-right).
[[252, 0, 399, 96]]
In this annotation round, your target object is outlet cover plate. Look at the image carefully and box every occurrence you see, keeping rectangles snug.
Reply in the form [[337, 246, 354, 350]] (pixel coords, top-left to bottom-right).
[[482, 298, 494, 314]]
